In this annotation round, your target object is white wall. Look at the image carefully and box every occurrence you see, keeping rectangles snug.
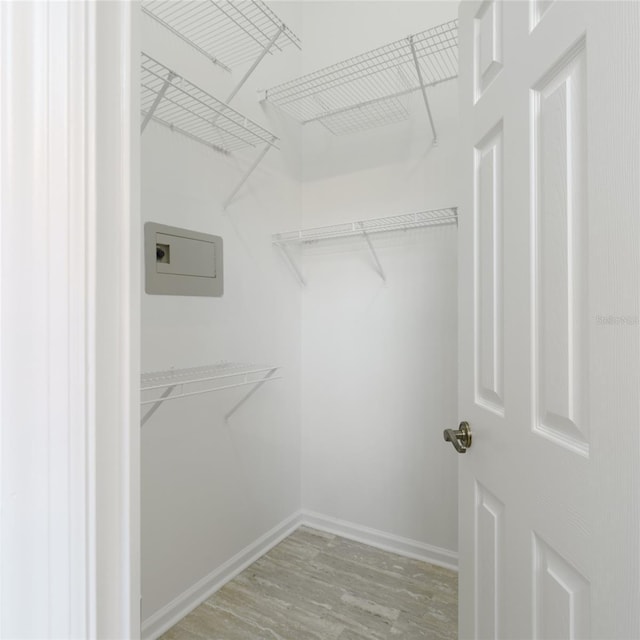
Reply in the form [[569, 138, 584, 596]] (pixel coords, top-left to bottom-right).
[[140, 12, 303, 622], [296, 2, 460, 555]]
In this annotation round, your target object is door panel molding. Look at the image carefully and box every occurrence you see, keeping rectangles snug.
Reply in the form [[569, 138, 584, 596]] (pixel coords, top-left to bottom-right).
[[533, 533, 590, 639], [531, 38, 589, 456], [474, 0, 503, 103], [475, 482, 504, 638], [474, 120, 505, 416]]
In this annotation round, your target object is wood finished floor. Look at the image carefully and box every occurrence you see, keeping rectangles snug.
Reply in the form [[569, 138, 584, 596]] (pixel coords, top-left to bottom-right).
[[159, 526, 457, 640]]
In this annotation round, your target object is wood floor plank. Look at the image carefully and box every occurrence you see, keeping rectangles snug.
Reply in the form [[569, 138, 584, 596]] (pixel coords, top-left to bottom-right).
[[159, 526, 457, 639]]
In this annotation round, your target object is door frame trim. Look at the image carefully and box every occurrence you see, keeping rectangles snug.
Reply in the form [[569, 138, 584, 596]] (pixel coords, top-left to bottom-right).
[[0, 1, 140, 635]]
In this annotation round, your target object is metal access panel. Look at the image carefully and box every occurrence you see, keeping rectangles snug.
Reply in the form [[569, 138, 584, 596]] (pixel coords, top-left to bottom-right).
[[145, 222, 223, 296]]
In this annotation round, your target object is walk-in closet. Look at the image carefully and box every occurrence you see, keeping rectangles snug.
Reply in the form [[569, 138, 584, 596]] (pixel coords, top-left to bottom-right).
[[140, 2, 459, 637], [140, 0, 459, 638]]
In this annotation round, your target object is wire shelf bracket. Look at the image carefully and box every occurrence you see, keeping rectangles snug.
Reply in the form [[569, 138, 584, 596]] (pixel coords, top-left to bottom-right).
[[224, 367, 278, 421], [140, 363, 281, 426], [408, 35, 437, 144], [275, 243, 307, 287], [264, 20, 458, 138], [226, 23, 285, 104], [361, 226, 387, 282], [272, 207, 458, 285], [141, 70, 176, 133], [141, 1, 301, 73], [140, 53, 278, 207], [222, 140, 273, 210]]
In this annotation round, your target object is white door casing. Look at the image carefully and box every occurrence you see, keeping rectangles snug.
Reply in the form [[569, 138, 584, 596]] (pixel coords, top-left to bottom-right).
[[458, 1, 639, 638], [0, 1, 140, 637]]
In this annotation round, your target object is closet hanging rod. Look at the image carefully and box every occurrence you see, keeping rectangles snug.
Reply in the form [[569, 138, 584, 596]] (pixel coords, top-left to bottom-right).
[[263, 20, 458, 137], [141, 0, 301, 72]]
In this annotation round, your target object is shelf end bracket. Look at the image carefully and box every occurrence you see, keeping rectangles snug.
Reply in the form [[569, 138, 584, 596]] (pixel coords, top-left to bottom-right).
[[226, 25, 285, 104], [141, 384, 178, 426], [222, 140, 274, 210], [361, 226, 386, 282], [141, 71, 176, 134], [276, 242, 306, 286], [409, 36, 438, 145], [224, 368, 279, 421]]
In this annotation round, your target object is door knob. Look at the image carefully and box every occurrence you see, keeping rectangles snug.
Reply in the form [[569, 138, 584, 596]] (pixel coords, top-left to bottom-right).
[[443, 421, 472, 453]]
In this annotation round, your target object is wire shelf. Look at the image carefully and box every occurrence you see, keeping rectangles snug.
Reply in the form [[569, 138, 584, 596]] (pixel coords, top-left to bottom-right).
[[141, 52, 277, 153], [272, 208, 457, 286], [264, 20, 458, 135], [142, 0, 301, 72], [141, 362, 281, 424], [272, 208, 458, 245], [141, 361, 279, 393]]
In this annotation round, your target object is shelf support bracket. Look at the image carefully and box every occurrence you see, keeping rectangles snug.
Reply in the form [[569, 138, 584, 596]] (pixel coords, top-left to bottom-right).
[[211, 26, 284, 129], [226, 25, 285, 104], [409, 36, 438, 145], [141, 71, 176, 134], [225, 368, 279, 421], [223, 140, 274, 209], [276, 243, 306, 286], [141, 384, 177, 426], [360, 225, 386, 282]]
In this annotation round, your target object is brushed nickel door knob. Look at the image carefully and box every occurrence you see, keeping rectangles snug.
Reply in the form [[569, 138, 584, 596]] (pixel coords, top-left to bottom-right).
[[443, 421, 472, 453]]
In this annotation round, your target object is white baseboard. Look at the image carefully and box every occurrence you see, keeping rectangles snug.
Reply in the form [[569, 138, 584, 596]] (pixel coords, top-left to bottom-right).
[[142, 510, 458, 639], [300, 510, 458, 572], [141, 511, 304, 640]]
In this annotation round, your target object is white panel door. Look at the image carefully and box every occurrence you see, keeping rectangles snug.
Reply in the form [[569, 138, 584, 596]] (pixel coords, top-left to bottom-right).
[[456, 2, 640, 638]]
